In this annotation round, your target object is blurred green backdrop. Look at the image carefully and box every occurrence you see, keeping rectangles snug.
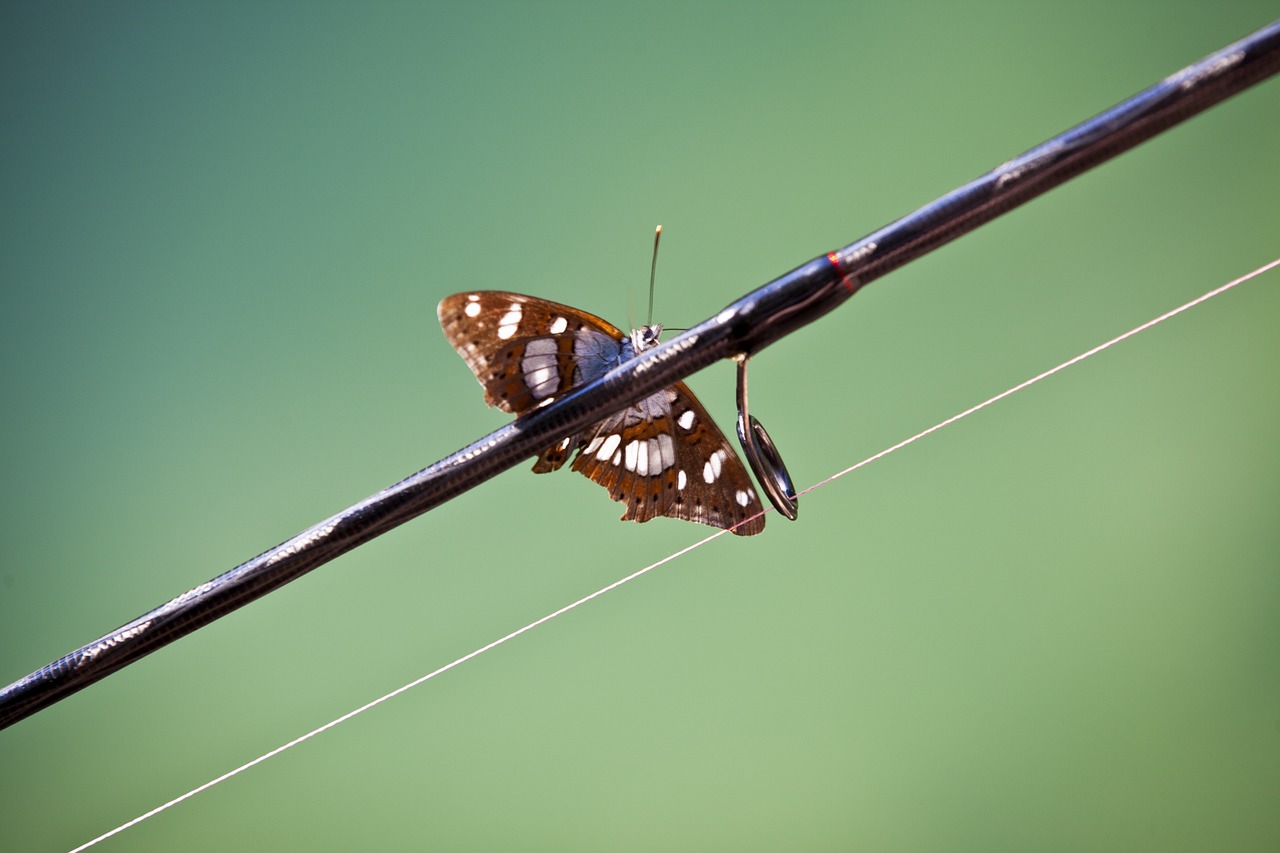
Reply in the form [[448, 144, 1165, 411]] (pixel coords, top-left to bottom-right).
[[2, 2, 1277, 851]]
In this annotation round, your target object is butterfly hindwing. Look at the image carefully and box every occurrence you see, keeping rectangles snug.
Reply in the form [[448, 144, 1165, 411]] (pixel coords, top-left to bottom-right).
[[571, 383, 765, 535], [437, 290, 765, 535]]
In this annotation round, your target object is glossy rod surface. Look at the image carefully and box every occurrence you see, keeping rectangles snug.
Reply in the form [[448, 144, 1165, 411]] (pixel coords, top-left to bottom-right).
[[2, 19, 1277, 730]]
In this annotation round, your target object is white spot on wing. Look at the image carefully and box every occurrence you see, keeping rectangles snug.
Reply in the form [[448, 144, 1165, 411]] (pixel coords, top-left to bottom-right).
[[677, 469, 687, 490], [735, 489, 750, 507], [657, 434, 675, 468], [521, 339, 560, 398], [549, 316, 568, 334], [528, 366, 555, 392], [702, 448, 729, 484], [464, 301, 481, 317], [497, 305, 522, 340], [597, 433, 622, 461], [624, 440, 639, 472], [677, 410, 695, 430], [710, 449, 725, 478]]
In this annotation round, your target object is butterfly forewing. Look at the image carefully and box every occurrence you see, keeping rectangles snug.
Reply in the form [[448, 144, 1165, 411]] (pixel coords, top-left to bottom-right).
[[437, 290, 765, 535], [438, 292, 623, 415]]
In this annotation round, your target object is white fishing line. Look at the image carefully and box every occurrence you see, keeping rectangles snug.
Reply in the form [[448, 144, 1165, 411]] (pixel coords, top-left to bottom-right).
[[67, 531, 728, 853], [799, 257, 1280, 496], [71, 257, 1278, 852]]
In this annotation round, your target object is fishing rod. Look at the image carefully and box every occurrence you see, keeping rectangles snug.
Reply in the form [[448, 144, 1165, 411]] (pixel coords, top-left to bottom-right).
[[3, 18, 1278, 731]]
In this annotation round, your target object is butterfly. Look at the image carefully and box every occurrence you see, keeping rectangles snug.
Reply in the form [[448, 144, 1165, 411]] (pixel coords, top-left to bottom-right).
[[437, 291, 765, 535]]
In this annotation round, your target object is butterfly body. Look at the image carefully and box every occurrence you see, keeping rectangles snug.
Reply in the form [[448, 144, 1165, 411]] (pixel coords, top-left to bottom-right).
[[438, 291, 764, 535]]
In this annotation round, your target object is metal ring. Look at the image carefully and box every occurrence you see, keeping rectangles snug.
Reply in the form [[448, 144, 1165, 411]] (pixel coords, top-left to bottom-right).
[[735, 355, 798, 521]]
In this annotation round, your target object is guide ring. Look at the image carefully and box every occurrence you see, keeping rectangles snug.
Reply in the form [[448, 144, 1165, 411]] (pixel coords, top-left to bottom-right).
[[735, 355, 798, 521]]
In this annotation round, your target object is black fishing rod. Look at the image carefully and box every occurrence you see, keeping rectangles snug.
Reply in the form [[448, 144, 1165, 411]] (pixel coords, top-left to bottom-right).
[[3, 18, 1278, 731]]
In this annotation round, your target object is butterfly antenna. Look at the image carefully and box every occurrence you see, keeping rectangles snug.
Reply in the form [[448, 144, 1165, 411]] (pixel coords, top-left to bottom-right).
[[647, 224, 662, 327]]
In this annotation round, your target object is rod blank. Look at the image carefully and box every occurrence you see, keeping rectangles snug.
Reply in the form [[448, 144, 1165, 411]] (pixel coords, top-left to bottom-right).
[[3, 19, 1277, 731]]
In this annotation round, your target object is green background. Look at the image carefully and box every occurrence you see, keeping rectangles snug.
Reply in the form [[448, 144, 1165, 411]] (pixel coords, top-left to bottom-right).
[[3, 2, 1277, 850]]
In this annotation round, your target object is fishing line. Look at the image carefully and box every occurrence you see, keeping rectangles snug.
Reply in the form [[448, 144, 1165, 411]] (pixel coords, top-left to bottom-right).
[[799, 257, 1280, 498], [70, 256, 1277, 852]]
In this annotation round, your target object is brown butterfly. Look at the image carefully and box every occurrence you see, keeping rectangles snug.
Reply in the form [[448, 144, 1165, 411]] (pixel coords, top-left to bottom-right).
[[437, 291, 765, 535]]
